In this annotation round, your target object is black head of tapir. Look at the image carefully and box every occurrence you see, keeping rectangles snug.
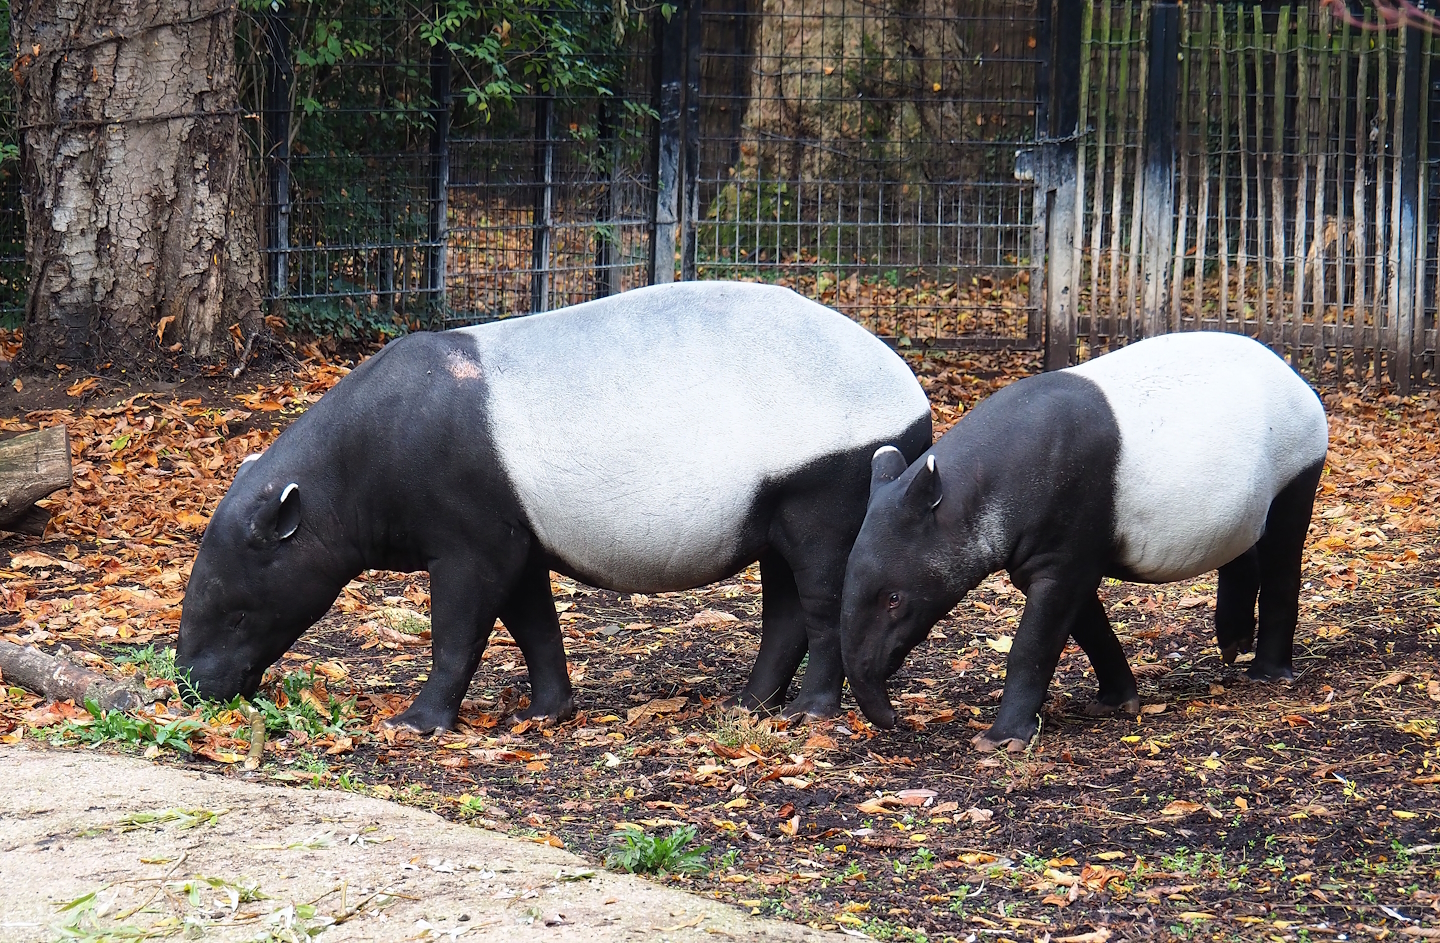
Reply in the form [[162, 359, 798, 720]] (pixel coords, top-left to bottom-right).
[[839, 446, 984, 729], [177, 459, 349, 700]]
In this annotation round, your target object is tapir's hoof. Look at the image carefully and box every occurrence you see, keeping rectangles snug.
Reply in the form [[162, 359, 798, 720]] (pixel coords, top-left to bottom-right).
[[1246, 662, 1295, 682], [385, 705, 458, 735], [515, 694, 577, 723], [1083, 695, 1141, 718], [782, 695, 841, 722], [1219, 643, 1246, 665], [971, 731, 1031, 754]]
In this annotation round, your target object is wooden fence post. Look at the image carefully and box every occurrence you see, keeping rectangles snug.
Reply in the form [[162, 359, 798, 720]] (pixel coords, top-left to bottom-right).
[[650, 4, 685, 285], [1141, 0, 1178, 339], [1396, 22, 1422, 394], [1044, 0, 1083, 371], [426, 18, 451, 314]]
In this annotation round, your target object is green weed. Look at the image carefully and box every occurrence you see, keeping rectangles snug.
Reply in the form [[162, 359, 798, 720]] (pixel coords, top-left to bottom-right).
[[112, 644, 177, 682], [604, 825, 710, 875], [60, 700, 203, 754]]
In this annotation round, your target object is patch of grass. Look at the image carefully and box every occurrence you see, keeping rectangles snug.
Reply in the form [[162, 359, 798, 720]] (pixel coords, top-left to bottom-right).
[[712, 709, 790, 755], [604, 825, 710, 875], [112, 644, 177, 683], [59, 700, 203, 754], [200, 668, 357, 740]]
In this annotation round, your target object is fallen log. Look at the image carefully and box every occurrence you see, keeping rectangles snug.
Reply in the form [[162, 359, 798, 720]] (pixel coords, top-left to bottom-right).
[[0, 639, 150, 711], [0, 426, 73, 536]]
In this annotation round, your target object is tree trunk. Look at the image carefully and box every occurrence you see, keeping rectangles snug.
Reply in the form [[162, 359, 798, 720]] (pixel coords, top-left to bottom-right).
[[10, 0, 262, 368]]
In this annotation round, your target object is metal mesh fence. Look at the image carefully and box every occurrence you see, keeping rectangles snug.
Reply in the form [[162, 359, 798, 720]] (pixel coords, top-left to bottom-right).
[[0, 3, 23, 328], [444, 76, 657, 321], [236, 0, 1041, 345], [240, 2, 656, 335], [692, 0, 1044, 346]]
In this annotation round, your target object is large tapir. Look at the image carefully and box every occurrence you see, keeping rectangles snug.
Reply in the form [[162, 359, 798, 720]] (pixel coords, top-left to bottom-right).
[[177, 281, 932, 731], [839, 331, 1329, 751]]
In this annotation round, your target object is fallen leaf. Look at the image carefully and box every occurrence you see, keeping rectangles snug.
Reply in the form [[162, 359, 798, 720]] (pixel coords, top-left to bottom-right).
[[689, 609, 738, 628], [626, 696, 688, 726], [1160, 800, 1203, 817], [11, 551, 83, 572], [986, 635, 1014, 653]]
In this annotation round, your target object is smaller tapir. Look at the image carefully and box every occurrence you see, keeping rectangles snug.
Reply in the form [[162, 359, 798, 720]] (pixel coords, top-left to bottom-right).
[[840, 331, 1329, 752], [177, 281, 932, 731]]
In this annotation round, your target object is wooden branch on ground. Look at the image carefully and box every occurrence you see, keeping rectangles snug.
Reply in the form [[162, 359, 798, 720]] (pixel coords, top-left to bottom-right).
[[0, 639, 151, 711], [0, 426, 73, 536]]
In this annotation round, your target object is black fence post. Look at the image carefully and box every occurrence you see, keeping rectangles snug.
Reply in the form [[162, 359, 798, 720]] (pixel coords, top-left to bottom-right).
[[1044, 0, 1082, 371], [650, 2, 684, 285], [263, 1, 293, 311], [426, 20, 452, 317], [594, 100, 619, 300], [680, 0, 703, 281], [1396, 22, 1422, 394], [1141, 0, 1179, 339], [532, 93, 555, 313]]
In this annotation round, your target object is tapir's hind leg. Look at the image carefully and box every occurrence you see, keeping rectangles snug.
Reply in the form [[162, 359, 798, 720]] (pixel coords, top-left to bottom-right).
[[737, 548, 808, 714], [502, 555, 576, 722], [780, 548, 849, 720], [1215, 546, 1260, 663], [1070, 592, 1140, 717], [1250, 460, 1325, 681]]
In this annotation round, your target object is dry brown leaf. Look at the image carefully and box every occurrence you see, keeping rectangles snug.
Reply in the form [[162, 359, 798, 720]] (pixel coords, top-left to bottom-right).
[[689, 609, 739, 628], [626, 696, 688, 726]]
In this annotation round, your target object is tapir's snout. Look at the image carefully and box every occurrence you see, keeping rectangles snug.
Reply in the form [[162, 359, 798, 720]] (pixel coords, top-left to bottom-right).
[[847, 672, 898, 729], [840, 604, 902, 729], [174, 641, 265, 702]]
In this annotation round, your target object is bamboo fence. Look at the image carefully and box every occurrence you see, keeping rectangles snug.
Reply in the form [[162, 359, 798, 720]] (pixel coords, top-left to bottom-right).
[[1074, 0, 1437, 384]]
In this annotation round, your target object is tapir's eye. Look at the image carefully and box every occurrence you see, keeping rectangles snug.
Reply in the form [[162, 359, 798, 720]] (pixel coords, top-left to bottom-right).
[[887, 592, 902, 610]]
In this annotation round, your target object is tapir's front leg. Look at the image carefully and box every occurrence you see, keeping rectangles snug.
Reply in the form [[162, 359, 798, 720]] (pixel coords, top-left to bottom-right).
[[389, 551, 522, 733], [974, 575, 1093, 752]]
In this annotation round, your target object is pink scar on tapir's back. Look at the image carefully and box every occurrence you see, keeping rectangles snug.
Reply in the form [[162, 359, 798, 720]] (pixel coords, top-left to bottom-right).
[[445, 349, 483, 381]]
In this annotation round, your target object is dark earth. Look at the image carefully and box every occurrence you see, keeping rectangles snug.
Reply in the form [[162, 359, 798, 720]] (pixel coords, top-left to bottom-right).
[[2, 343, 1438, 942]]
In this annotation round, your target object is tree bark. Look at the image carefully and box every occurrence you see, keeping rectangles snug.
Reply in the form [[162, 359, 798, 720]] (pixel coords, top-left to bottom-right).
[[0, 425, 72, 535], [10, 0, 262, 368]]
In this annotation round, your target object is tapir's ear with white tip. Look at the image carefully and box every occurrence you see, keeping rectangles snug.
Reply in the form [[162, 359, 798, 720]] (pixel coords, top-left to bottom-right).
[[870, 445, 908, 497], [276, 483, 301, 539], [904, 454, 943, 513], [251, 482, 302, 543]]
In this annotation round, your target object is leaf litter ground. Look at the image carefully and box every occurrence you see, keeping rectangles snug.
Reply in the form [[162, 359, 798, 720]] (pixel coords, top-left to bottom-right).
[[1, 345, 1438, 943]]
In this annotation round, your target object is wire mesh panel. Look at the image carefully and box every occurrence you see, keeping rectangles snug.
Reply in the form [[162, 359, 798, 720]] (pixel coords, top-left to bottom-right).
[[0, 8, 23, 328], [240, 1, 655, 333], [444, 53, 656, 322], [692, 0, 1044, 348]]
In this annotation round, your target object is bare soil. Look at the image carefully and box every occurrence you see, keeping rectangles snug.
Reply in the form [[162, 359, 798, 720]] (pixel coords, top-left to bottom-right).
[[1, 347, 1438, 942]]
